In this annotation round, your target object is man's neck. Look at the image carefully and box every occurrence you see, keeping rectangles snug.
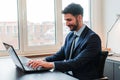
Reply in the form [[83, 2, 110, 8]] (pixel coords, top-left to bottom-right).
[[76, 23, 83, 32]]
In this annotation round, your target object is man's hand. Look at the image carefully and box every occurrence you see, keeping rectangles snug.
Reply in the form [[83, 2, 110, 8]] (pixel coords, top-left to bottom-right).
[[27, 59, 54, 69]]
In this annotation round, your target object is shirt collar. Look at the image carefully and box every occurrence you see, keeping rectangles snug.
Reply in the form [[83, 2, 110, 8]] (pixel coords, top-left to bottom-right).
[[74, 24, 86, 37]]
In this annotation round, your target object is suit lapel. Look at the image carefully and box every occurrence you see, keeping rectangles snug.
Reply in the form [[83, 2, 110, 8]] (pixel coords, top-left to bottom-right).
[[74, 26, 89, 51], [66, 26, 89, 59], [66, 32, 74, 59]]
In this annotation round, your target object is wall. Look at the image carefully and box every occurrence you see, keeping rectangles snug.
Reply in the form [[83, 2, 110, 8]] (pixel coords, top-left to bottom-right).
[[103, 0, 120, 54], [91, 0, 104, 47]]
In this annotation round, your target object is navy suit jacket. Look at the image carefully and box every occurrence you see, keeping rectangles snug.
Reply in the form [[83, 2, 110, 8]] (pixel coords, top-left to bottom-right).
[[46, 26, 101, 80]]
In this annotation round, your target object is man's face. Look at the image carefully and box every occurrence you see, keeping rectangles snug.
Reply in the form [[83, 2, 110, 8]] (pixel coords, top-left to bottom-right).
[[64, 13, 79, 31]]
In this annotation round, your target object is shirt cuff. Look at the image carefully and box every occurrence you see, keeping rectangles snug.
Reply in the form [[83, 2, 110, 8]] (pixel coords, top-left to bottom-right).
[[50, 62, 55, 72]]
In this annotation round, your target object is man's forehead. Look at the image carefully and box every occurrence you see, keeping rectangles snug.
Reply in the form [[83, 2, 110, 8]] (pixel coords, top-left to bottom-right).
[[64, 14, 74, 19], [64, 13, 73, 17]]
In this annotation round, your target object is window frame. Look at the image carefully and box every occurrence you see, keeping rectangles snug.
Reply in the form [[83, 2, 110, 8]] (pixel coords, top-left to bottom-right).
[[22, 0, 63, 56], [0, 0, 91, 56]]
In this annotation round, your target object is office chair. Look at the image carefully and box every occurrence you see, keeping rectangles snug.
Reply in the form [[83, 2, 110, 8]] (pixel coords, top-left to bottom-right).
[[67, 51, 109, 80], [94, 51, 109, 80]]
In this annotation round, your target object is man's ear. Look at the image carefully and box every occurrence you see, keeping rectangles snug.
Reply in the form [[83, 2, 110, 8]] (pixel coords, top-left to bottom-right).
[[78, 15, 82, 20], [77, 15, 82, 22]]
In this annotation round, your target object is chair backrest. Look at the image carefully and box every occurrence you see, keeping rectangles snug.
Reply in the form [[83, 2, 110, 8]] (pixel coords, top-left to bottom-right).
[[98, 51, 108, 78]]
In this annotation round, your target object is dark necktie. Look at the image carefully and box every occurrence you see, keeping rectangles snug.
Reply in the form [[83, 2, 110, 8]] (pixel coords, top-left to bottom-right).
[[69, 34, 78, 59]]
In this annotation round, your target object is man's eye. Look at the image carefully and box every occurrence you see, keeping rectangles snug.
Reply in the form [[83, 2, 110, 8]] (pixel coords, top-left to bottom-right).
[[67, 19, 72, 21]]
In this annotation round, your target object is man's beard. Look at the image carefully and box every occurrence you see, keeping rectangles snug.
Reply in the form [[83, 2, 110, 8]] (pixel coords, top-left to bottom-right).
[[70, 25, 77, 31], [70, 20, 79, 31]]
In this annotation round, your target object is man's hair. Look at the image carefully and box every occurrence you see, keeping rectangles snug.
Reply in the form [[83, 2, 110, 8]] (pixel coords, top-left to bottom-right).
[[62, 3, 84, 16]]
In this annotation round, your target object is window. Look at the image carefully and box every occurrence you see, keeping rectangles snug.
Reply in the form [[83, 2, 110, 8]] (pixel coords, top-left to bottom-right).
[[26, 0, 55, 46], [0, 0, 19, 51], [0, 0, 90, 56], [24, 0, 62, 54]]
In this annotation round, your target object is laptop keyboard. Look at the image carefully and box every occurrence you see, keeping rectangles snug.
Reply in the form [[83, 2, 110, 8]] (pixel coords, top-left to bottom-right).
[[23, 63, 43, 71], [19, 56, 43, 71]]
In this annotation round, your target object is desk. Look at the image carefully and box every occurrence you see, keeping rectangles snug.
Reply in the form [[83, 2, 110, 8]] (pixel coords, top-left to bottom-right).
[[0, 57, 78, 80]]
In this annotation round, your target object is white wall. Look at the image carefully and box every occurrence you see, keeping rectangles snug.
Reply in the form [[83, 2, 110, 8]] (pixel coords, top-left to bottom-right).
[[103, 0, 120, 54], [91, 0, 104, 46]]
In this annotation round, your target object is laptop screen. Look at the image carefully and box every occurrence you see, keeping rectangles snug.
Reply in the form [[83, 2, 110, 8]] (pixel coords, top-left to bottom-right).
[[3, 43, 24, 70]]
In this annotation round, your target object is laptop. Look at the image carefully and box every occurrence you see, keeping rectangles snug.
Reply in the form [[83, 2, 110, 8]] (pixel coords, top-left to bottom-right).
[[3, 42, 50, 73]]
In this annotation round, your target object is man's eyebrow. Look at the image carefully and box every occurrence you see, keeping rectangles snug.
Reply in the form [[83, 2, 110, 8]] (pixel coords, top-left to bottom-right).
[[65, 18, 72, 21]]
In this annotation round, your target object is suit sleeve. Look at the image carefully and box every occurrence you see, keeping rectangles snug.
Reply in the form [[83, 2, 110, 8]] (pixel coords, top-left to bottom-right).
[[45, 46, 65, 62]]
